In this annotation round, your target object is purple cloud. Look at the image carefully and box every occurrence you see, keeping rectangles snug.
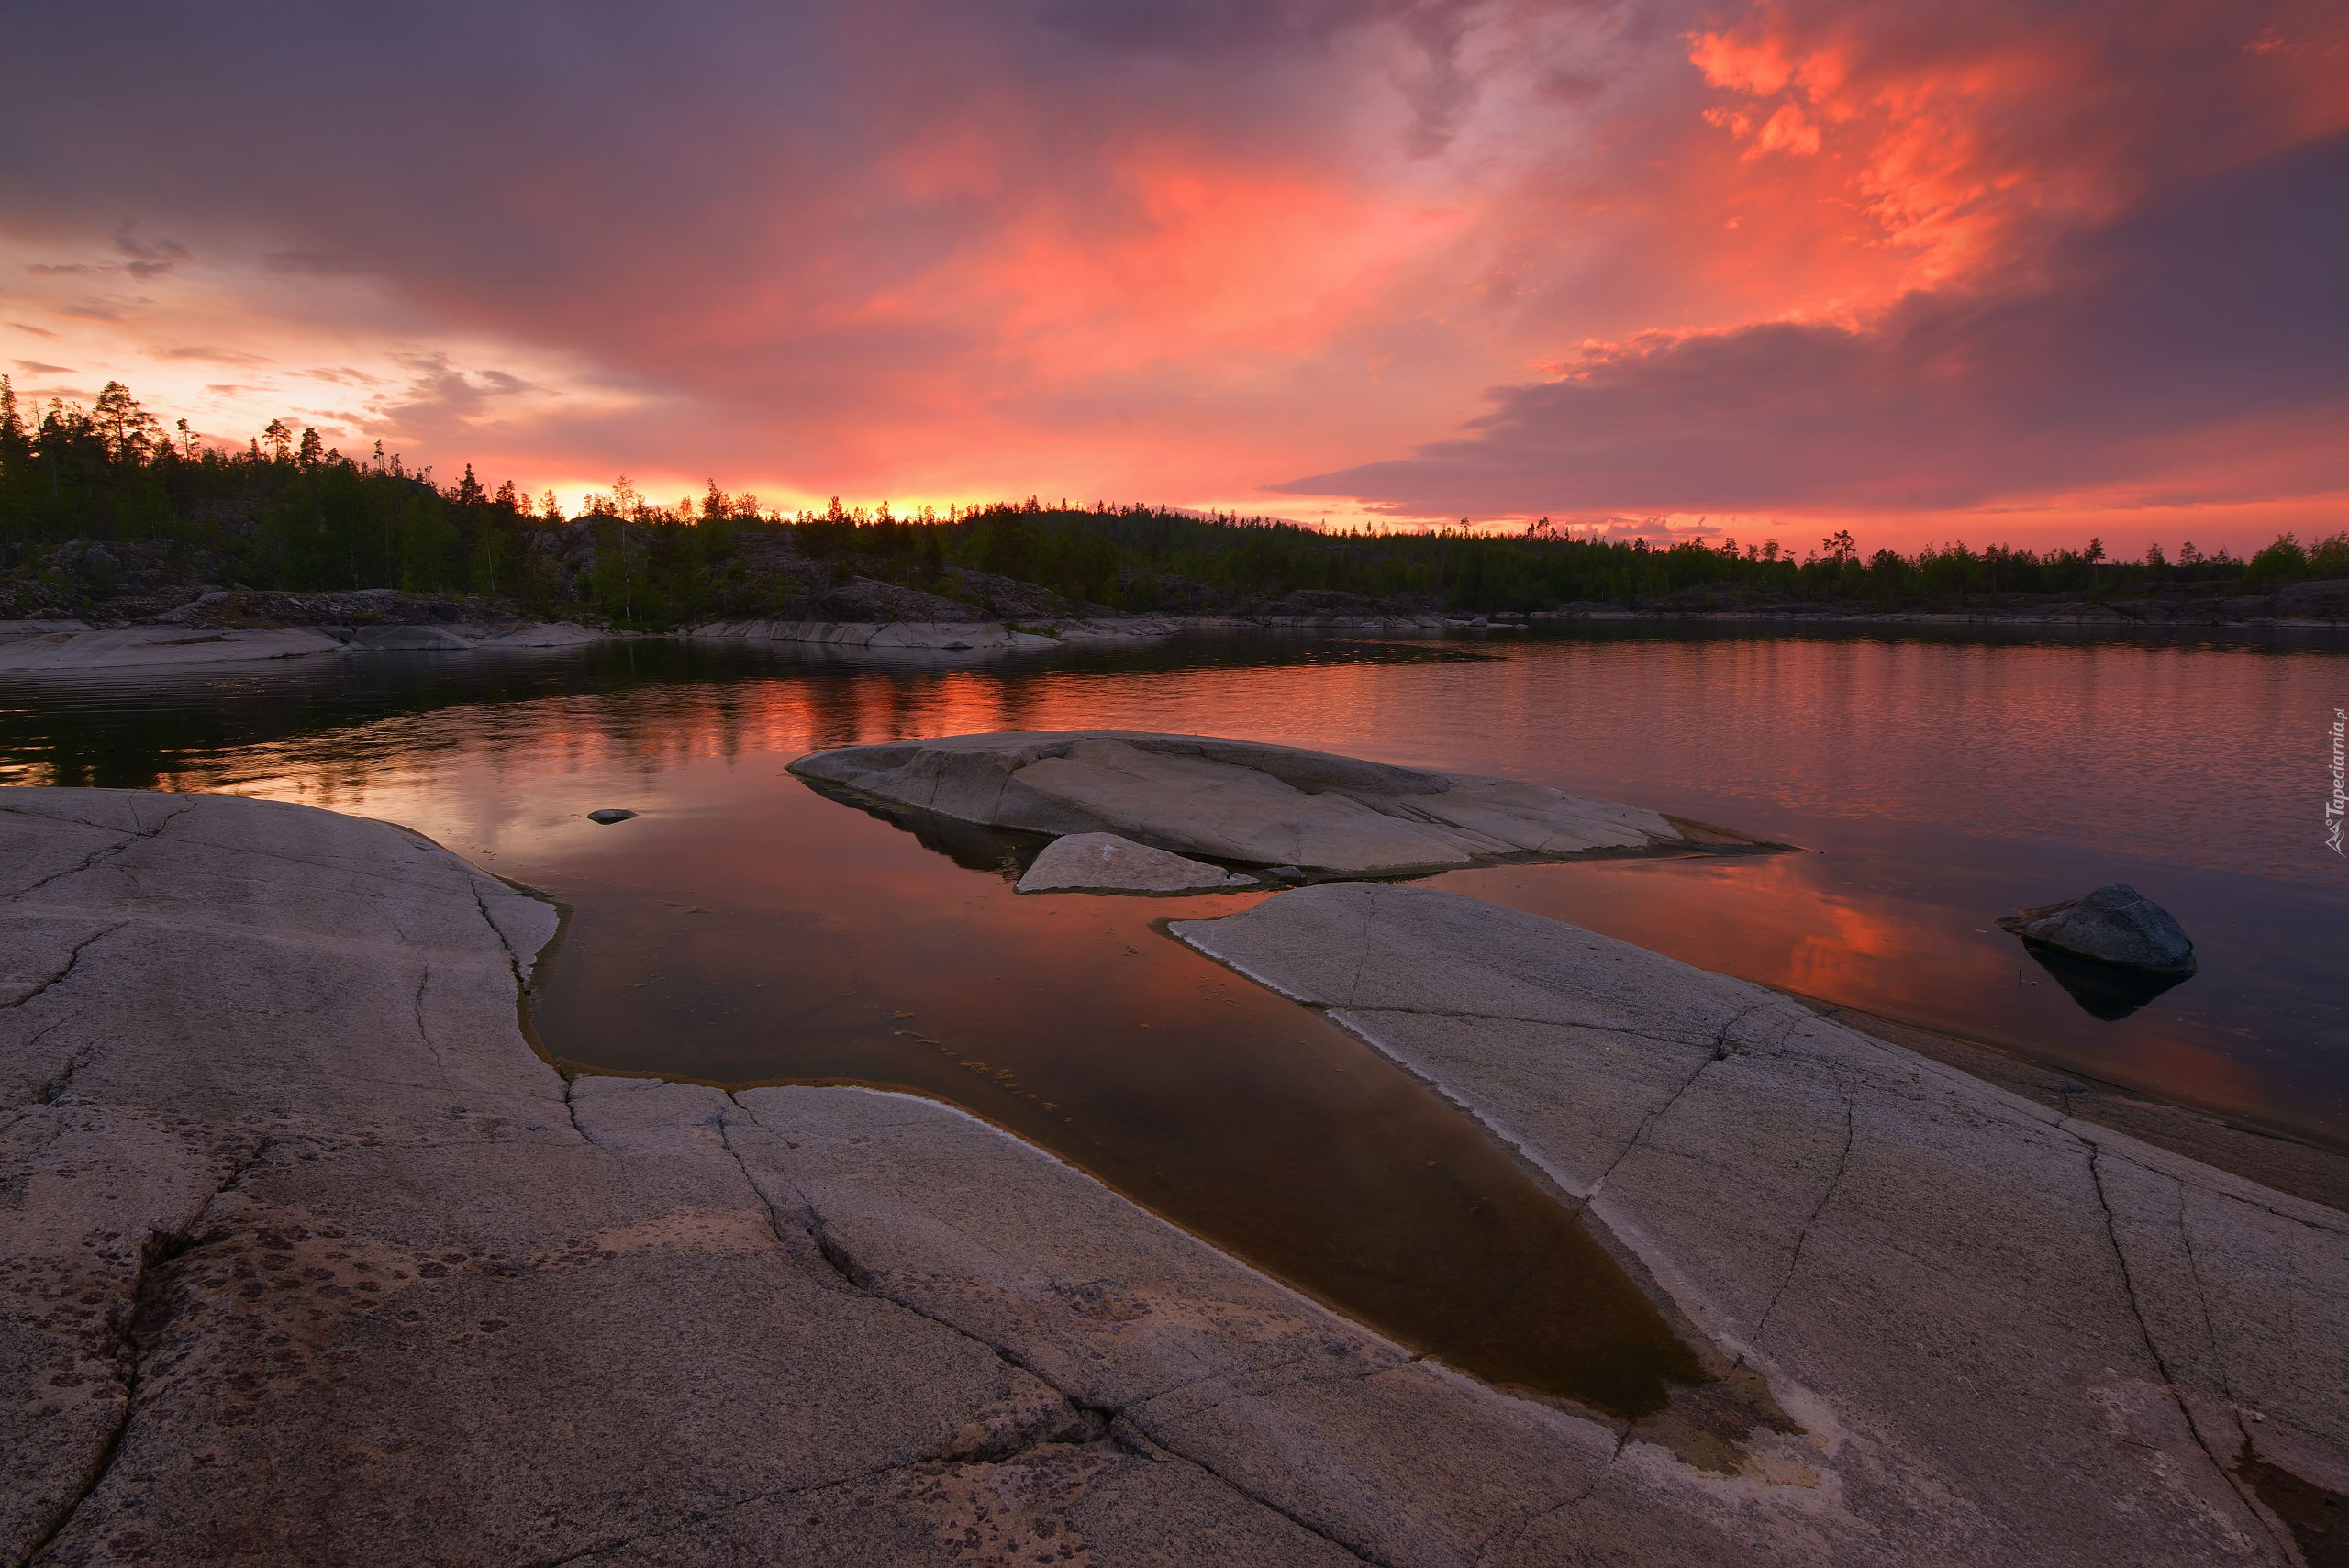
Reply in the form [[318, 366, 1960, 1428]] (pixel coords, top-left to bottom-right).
[[1279, 131, 2349, 515]]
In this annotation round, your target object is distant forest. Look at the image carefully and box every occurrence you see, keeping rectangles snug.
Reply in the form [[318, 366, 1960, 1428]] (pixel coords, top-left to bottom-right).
[[5, 380, 2344, 628]]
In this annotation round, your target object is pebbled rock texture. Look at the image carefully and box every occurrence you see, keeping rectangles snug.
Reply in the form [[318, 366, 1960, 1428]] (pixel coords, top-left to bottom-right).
[[1015, 832, 1258, 895], [790, 730, 1685, 874], [1998, 882, 2198, 973]]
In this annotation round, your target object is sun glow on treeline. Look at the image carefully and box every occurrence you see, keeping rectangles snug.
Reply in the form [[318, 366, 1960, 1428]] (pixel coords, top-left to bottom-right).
[[5, 384, 2344, 630]]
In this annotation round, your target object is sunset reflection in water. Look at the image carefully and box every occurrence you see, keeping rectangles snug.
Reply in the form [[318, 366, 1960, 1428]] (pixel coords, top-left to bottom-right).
[[4, 626, 2342, 1154]]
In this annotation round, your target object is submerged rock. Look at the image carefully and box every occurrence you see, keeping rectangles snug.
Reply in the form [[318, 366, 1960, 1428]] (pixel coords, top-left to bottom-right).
[[1015, 831, 1257, 894], [790, 730, 1688, 875], [1997, 882, 2196, 973], [585, 807, 638, 824]]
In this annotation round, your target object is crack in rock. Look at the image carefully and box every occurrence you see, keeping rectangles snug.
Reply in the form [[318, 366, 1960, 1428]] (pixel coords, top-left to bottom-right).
[[1586, 1001, 1769, 1197], [5, 921, 128, 1013], [714, 1100, 1384, 1564], [1752, 1069, 1860, 1346], [17, 1131, 273, 1566], [409, 965, 458, 1093], [1337, 1004, 1720, 1053], [1473, 1426, 1633, 1567], [4, 798, 195, 901], [561, 1078, 602, 1148], [2076, 1133, 2285, 1557]]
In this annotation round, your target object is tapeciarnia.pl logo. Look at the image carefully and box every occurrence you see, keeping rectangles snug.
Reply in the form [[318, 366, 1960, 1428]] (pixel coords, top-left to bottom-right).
[[2329, 706, 2346, 856]]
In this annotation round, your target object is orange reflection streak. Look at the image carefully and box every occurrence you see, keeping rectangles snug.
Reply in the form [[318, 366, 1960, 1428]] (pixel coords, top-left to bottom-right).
[[53, 628, 2333, 1147]]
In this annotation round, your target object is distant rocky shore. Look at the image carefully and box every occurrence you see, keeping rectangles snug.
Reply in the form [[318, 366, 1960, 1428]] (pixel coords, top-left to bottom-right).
[[6, 570, 2344, 673], [0, 588, 598, 671]]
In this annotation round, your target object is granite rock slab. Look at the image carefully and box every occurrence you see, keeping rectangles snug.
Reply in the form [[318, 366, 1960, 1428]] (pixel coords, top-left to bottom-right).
[[694, 617, 1019, 651], [1014, 831, 1258, 894], [0, 626, 349, 670], [1172, 882, 2347, 1566], [0, 791, 1520, 1566], [0, 619, 605, 670], [8, 789, 2338, 1565], [790, 730, 1686, 874]]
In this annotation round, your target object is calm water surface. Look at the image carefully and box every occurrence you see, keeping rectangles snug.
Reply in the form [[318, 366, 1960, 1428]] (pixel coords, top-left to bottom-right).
[[5, 627, 2343, 1405]]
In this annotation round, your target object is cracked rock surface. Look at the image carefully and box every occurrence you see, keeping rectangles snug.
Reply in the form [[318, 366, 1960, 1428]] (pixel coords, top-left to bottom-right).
[[0, 789, 1377, 1568], [791, 730, 1685, 875], [1173, 882, 2349, 1566], [9, 790, 2341, 1566]]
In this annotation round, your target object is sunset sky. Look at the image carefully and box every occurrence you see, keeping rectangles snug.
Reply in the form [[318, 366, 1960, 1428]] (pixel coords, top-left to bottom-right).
[[5, 0, 2344, 552]]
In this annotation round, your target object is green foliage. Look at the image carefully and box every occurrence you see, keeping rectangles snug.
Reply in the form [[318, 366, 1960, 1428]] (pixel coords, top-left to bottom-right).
[[2246, 532, 2309, 583], [6, 382, 2343, 625], [786, 501, 2306, 615]]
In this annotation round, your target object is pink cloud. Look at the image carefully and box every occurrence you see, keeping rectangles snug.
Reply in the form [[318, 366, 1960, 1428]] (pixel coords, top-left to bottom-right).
[[0, 0, 2338, 541]]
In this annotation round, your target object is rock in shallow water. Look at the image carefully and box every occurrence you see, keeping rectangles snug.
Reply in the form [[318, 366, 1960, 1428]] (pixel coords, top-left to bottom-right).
[[1015, 831, 1257, 894], [790, 730, 1686, 874], [1997, 882, 2196, 973], [585, 807, 637, 824]]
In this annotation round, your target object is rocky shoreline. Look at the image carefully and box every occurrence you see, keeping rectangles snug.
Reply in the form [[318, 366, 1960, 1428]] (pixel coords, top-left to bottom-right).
[[6, 774, 2344, 1564], [6, 578, 2343, 673]]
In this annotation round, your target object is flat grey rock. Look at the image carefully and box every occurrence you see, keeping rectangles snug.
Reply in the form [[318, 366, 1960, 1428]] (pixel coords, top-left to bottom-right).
[[1172, 882, 2346, 1565], [791, 730, 1685, 873], [476, 621, 600, 648], [1998, 882, 2197, 973], [586, 807, 638, 824], [7, 790, 2337, 1566], [0, 791, 1469, 1565], [1015, 831, 1256, 894], [0, 626, 347, 670], [0, 620, 94, 644], [695, 618, 1018, 650], [351, 623, 474, 651]]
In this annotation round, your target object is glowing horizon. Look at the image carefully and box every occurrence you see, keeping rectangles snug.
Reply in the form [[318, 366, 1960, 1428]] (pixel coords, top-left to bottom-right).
[[6, 0, 2343, 558]]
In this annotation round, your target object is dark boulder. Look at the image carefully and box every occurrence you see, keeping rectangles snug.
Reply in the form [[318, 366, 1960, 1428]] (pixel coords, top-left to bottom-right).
[[1997, 884, 2195, 974], [585, 808, 638, 825]]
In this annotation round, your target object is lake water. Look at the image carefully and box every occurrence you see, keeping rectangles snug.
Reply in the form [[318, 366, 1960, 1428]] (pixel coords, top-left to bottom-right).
[[5, 625, 2343, 1411]]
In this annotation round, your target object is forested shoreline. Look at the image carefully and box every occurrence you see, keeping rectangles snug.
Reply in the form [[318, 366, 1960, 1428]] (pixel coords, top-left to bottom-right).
[[5, 380, 2344, 628]]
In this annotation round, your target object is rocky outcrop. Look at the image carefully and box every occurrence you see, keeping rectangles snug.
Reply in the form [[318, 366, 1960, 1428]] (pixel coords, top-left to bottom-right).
[[0, 607, 600, 670], [693, 617, 1024, 651], [0, 790, 1372, 1566], [7, 789, 2340, 1564], [1171, 882, 2348, 1566], [791, 731, 1688, 874], [0, 623, 353, 669], [1015, 832, 1257, 894], [1998, 882, 2198, 973]]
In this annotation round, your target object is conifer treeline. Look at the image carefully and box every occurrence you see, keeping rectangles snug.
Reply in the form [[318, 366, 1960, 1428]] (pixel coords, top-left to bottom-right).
[[3, 381, 2342, 627]]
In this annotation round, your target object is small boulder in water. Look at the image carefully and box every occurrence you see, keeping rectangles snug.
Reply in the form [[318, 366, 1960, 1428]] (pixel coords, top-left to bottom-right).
[[1997, 884, 2195, 974], [1016, 832, 1255, 895], [586, 808, 638, 826]]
